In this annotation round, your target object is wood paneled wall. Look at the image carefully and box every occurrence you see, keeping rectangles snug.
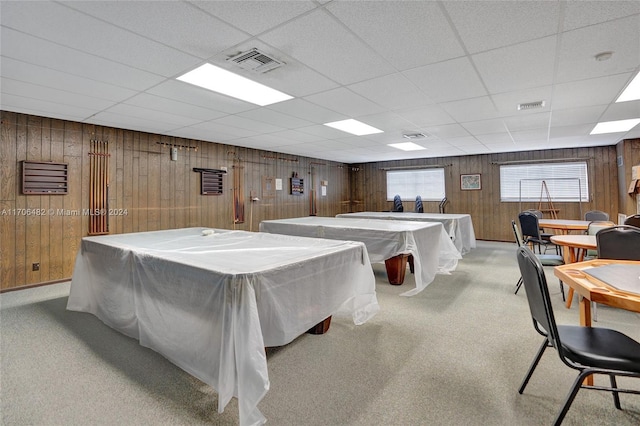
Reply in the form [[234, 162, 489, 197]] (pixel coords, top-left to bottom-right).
[[616, 138, 640, 216], [351, 146, 620, 242], [1, 111, 351, 290], [1, 111, 630, 290]]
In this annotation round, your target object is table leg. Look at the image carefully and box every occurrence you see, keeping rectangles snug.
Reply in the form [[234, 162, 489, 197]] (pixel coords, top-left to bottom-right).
[[307, 316, 332, 334], [384, 254, 410, 285]]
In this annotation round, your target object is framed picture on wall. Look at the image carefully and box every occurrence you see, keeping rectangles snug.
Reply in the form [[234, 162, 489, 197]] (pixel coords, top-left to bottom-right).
[[460, 173, 481, 190]]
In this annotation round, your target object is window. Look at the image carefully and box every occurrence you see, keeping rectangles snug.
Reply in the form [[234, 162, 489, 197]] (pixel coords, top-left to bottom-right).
[[499, 162, 588, 202], [386, 168, 445, 201]]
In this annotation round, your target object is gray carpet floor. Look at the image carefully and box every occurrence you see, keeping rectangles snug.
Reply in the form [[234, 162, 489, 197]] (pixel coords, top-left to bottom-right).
[[1, 241, 639, 425]]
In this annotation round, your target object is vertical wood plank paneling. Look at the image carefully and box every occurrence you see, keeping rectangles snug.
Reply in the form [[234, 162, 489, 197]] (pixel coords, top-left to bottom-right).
[[1, 112, 17, 289], [48, 120, 65, 280], [25, 115, 43, 283], [14, 113, 27, 287], [62, 121, 83, 278]]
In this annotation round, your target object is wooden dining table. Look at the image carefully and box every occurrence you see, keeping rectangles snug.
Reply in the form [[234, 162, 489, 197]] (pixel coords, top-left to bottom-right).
[[539, 218, 591, 234], [554, 259, 640, 327], [554, 259, 640, 386]]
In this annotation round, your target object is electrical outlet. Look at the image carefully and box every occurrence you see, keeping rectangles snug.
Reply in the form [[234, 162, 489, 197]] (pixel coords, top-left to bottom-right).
[[32, 263, 40, 271]]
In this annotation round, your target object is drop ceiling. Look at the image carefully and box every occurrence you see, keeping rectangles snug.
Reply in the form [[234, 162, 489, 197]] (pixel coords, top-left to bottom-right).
[[1, 0, 639, 164]]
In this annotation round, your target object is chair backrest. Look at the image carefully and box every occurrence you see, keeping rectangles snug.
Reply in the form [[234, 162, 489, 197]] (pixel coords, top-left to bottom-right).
[[516, 246, 561, 349], [415, 195, 424, 213], [584, 210, 609, 221], [518, 211, 542, 240], [511, 220, 523, 247], [597, 225, 640, 260], [526, 209, 543, 219], [393, 194, 403, 212], [623, 214, 640, 228], [586, 221, 615, 257]]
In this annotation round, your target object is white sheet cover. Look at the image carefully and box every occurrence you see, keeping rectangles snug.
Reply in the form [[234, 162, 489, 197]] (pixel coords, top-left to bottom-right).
[[66, 228, 379, 426], [336, 212, 477, 255], [259, 217, 461, 297]]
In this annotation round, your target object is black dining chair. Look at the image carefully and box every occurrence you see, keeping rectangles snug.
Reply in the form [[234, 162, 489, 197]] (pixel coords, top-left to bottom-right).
[[516, 245, 640, 426], [518, 211, 559, 255], [584, 210, 609, 221], [392, 194, 403, 212], [623, 214, 640, 228], [512, 220, 564, 300], [414, 195, 423, 213]]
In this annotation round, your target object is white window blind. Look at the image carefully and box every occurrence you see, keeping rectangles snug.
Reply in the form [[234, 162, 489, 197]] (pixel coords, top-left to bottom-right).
[[386, 169, 445, 201], [499, 162, 589, 202]]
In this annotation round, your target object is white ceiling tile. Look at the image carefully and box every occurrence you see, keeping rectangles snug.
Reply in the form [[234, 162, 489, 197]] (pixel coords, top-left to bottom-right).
[[549, 124, 594, 139], [394, 105, 456, 127], [296, 124, 356, 139], [461, 119, 509, 135], [266, 99, 343, 124], [124, 93, 227, 122], [600, 99, 640, 121], [476, 132, 515, 145], [269, 130, 324, 144], [550, 105, 608, 127], [191, 0, 317, 36], [105, 103, 203, 128], [2, 78, 117, 111], [212, 115, 286, 134], [473, 36, 557, 94], [304, 88, 386, 117], [443, 1, 560, 53], [403, 57, 488, 103], [511, 128, 549, 143], [147, 80, 255, 114], [1, 28, 165, 90], [88, 111, 184, 133], [0, 93, 96, 122], [1, 57, 137, 102], [447, 136, 482, 147], [260, 10, 395, 85], [422, 124, 470, 139], [562, 1, 640, 31], [552, 73, 633, 110], [239, 108, 314, 130], [1, 1, 201, 76], [327, 1, 464, 70], [348, 74, 433, 111], [440, 96, 498, 122], [63, 1, 249, 59], [187, 120, 258, 140], [354, 112, 417, 133], [503, 112, 551, 132], [556, 16, 639, 83]]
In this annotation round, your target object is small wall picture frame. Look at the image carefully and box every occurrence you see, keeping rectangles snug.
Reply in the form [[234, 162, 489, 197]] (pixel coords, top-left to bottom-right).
[[460, 173, 481, 190]]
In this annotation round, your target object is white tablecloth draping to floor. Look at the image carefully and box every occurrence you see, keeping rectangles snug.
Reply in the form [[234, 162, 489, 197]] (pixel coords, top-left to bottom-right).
[[259, 217, 461, 297], [66, 228, 379, 426], [336, 212, 477, 255]]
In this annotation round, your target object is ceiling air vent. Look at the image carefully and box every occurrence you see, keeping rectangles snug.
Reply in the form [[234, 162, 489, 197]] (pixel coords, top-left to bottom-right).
[[402, 132, 428, 140], [517, 100, 546, 111], [227, 48, 285, 73]]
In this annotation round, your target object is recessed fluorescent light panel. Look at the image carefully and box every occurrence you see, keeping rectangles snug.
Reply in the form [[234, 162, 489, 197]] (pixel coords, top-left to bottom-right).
[[177, 63, 292, 106], [590, 118, 640, 134], [323, 119, 383, 136], [388, 142, 426, 151], [616, 72, 640, 103]]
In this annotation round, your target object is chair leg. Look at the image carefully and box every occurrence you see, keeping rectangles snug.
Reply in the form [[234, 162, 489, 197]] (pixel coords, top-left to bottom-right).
[[593, 302, 598, 322], [559, 280, 565, 301], [518, 339, 549, 394], [515, 277, 523, 294], [553, 369, 592, 426], [610, 374, 621, 409]]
